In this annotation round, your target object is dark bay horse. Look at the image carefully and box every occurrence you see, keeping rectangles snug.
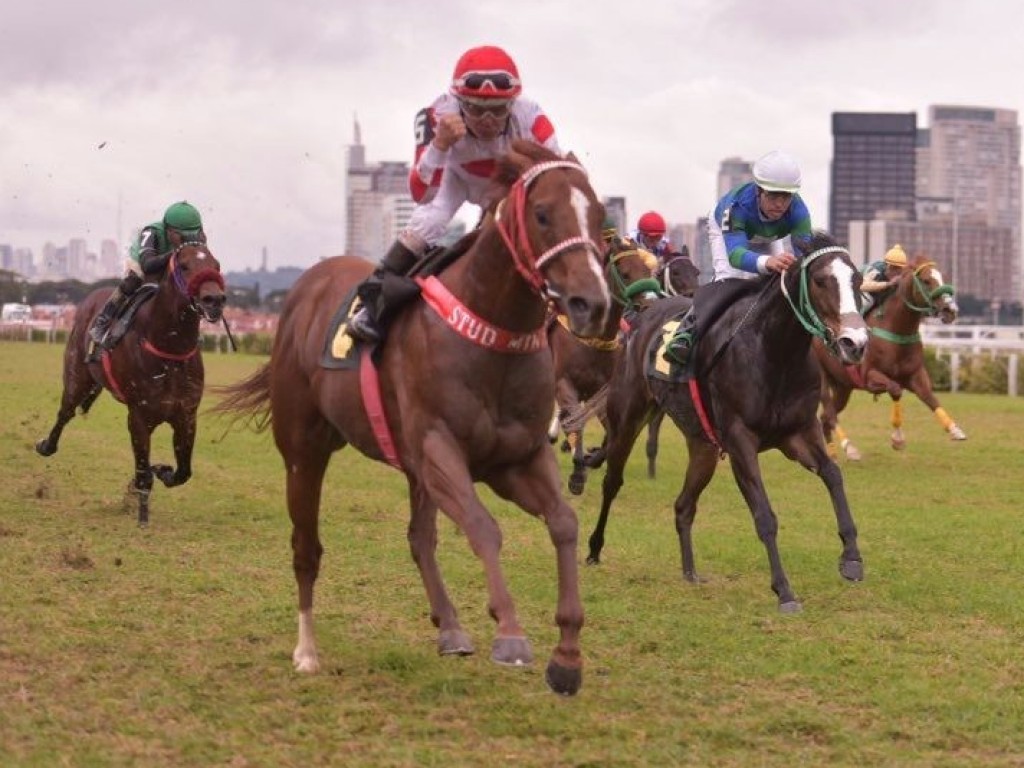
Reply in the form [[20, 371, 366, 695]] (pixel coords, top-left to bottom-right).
[[36, 242, 227, 525], [213, 142, 610, 696], [654, 248, 700, 299], [645, 249, 701, 478], [816, 256, 962, 459], [566, 233, 869, 612], [548, 238, 661, 495]]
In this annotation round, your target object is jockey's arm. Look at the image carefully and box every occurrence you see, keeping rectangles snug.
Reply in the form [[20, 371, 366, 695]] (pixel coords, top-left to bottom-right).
[[137, 228, 168, 275]]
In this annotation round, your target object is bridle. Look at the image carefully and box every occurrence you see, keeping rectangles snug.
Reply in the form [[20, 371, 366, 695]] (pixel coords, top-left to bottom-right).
[[902, 261, 955, 316], [780, 245, 853, 354], [606, 247, 661, 308], [494, 160, 603, 297], [166, 242, 226, 315]]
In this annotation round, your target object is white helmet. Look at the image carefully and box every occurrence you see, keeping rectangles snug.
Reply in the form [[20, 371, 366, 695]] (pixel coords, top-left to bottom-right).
[[752, 150, 802, 193]]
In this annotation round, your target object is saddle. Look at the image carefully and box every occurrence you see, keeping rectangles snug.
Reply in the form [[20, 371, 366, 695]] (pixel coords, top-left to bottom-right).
[[106, 284, 160, 347]]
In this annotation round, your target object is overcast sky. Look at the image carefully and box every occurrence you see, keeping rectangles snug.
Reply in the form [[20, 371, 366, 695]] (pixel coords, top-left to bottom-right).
[[3, 0, 1022, 274]]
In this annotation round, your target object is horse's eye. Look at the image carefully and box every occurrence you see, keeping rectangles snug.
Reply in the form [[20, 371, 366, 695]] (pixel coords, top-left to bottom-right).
[[534, 207, 551, 227]]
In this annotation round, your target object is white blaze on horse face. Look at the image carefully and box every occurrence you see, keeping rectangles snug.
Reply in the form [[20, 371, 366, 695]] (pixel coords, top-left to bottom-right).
[[569, 186, 609, 297], [829, 259, 862, 318]]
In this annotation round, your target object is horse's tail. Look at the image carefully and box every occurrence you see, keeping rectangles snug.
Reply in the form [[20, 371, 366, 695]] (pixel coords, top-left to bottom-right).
[[208, 363, 273, 432], [561, 383, 609, 433]]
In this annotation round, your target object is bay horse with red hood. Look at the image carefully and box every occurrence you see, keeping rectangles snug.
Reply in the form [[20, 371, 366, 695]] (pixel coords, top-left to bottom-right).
[[36, 241, 227, 525], [213, 142, 610, 696]]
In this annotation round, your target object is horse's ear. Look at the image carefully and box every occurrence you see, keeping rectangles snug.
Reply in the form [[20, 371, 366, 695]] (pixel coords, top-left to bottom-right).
[[564, 150, 585, 169]]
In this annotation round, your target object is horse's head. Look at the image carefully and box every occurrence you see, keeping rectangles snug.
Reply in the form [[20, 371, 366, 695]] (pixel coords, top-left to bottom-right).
[[167, 242, 227, 322], [658, 248, 700, 297], [604, 238, 661, 311], [903, 257, 958, 324], [492, 141, 610, 337], [791, 233, 868, 364]]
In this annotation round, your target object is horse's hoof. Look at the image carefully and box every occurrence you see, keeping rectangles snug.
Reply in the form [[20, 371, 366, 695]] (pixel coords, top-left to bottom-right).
[[778, 600, 803, 614], [845, 445, 862, 461], [568, 477, 585, 496], [585, 554, 601, 566], [35, 439, 55, 457], [949, 426, 967, 441], [293, 652, 320, 674], [683, 571, 705, 584], [545, 660, 582, 696], [491, 636, 533, 666], [840, 559, 864, 582], [438, 629, 475, 656]]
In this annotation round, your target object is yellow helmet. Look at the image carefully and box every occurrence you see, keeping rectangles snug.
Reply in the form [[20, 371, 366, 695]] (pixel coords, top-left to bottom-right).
[[884, 244, 907, 268]]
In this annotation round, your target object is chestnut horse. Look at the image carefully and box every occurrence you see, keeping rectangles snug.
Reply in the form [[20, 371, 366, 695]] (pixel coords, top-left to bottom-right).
[[548, 237, 661, 495], [36, 242, 227, 525], [816, 256, 962, 459], [213, 142, 610, 696], [565, 233, 869, 612]]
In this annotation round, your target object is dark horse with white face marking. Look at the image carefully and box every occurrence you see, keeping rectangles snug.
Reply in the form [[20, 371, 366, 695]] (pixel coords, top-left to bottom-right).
[[213, 142, 610, 696], [566, 233, 869, 611], [36, 242, 227, 525]]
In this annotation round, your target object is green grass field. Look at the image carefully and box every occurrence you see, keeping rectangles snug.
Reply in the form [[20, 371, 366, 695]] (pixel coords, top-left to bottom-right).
[[2, 340, 1023, 767]]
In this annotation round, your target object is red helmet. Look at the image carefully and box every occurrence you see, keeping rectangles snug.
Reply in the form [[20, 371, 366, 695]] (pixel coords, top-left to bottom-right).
[[638, 211, 666, 237], [450, 45, 522, 101]]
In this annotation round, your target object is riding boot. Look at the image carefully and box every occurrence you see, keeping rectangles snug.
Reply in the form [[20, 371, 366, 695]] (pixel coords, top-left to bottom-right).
[[663, 306, 697, 366], [347, 241, 420, 343], [87, 272, 143, 359]]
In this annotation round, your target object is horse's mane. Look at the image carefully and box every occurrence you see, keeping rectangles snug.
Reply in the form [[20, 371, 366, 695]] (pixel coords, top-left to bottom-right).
[[797, 230, 842, 257], [489, 140, 570, 197]]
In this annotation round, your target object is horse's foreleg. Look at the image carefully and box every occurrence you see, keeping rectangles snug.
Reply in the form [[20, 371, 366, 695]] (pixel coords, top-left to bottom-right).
[[488, 450, 583, 697], [406, 479, 473, 657], [726, 437, 800, 612], [780, 429, 863, 583], [674, 437, 719, 582], [153, 412, 197, 487], [127, 411, 156, 527], [568, 427, 588, 496], [420, 440, 531, 668]]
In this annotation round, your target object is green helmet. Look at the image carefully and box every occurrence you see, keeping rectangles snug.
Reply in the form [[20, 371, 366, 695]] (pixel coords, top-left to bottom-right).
[[163, 201, 203, 232]]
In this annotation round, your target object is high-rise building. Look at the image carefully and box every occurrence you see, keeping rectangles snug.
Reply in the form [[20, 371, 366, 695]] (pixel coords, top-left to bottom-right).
[[842, 106, 1022, 306], [716, 156, 753, 200], [918, 105, 1021, 299], [345, 117, 414, 261], [829, 112, 918, 248]]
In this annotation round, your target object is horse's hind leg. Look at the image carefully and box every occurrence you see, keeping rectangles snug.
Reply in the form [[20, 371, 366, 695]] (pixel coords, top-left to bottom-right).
[[489, 451, 584, 696], [282, 443, 332, 673], [587, 391, 651, 565], [673, 436, 719, 583], [406, 480, 474, 657], [35, 366, 100, 457], [645, 409, 666, 479], [908, 368, 967, 441]]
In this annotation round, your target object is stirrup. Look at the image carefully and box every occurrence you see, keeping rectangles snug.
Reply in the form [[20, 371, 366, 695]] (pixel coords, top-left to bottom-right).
[[346, 307, 381, 343], [663, 335, 692, 366]]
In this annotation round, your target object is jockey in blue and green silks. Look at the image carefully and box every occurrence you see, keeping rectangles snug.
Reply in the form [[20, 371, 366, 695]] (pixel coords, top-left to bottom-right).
[[664, 150, 813, 366], [87, 201, 206, 358]]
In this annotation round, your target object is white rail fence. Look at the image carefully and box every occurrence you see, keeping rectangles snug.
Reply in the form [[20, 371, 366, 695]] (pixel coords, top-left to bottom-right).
[[921, 324, 1024, 396]]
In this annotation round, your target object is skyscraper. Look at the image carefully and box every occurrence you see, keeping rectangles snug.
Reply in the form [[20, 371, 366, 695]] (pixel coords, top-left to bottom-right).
[[829, 112, 918, 248], [345, 117, 414, 261]]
